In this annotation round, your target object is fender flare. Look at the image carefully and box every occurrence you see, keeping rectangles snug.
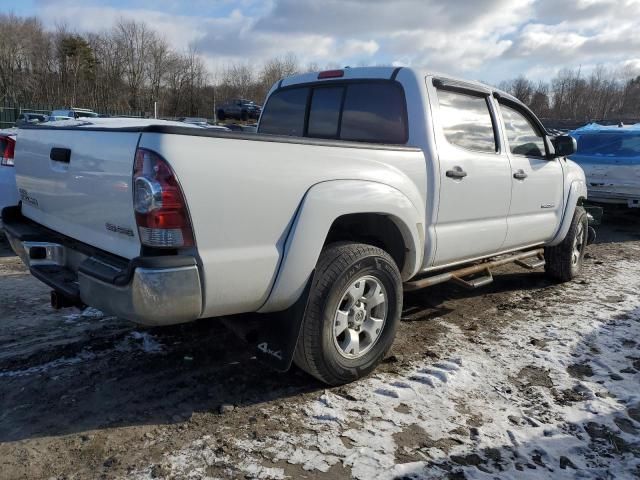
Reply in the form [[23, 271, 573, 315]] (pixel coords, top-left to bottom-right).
[[258, 180, 425, 313], [548, 179, 587, 246]]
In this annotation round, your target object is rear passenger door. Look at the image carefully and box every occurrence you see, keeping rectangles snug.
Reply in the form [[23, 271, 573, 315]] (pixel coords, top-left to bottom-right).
[[497, 101, 564, 248], [430, 82, 512, 266]]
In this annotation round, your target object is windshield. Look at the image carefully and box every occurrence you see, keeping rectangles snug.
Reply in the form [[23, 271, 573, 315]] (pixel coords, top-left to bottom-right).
[[576, 133, 640, 157]]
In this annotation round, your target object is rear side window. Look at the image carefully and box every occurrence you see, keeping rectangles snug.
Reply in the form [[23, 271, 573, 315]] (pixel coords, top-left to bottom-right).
[[259, 81, 408, 144], [258, 87, 309, 136], [437, 89, 497, 153], [500, 104, 546, 157]]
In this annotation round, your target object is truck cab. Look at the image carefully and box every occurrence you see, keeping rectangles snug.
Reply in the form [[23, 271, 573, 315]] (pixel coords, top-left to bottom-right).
[[258, 67, 585, 269]]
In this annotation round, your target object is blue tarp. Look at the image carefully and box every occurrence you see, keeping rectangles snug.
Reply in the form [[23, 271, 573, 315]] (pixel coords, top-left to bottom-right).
[[570, 124, 640, 164]]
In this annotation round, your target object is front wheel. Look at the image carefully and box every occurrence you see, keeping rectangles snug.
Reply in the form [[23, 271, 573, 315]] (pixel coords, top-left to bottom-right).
[[293, 243, 402, 385], [544, 206, 588, 282]]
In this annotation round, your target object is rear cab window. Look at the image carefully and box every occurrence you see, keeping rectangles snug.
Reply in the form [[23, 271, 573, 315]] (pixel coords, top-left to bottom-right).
[[258, 88, 309, 136], [258, 81, 408, 144]]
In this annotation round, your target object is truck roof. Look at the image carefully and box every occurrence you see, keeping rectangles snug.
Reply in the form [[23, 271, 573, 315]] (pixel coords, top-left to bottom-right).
[[279, 66, 521, 108]]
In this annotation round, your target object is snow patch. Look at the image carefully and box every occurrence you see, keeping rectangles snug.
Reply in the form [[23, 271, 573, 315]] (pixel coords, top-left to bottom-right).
[[136, 254, 640, 479], [116, 331, 164, 354], [63, 307, 106, 323], [0, 350, 97, 378]]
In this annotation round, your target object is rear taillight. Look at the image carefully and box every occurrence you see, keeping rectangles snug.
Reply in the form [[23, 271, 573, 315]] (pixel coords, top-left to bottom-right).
[[133, 148, 194, 248], [0, 136, 15, 167]]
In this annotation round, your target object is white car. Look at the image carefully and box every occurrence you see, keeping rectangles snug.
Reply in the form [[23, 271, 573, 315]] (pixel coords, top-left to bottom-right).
[[4, 67, 591, 385], [50, 108, 99, 119], [0, 131, 18, 224]]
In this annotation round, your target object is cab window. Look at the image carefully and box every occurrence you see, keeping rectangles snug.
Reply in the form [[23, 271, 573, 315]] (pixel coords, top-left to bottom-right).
[[436, 89, 497, 153], [307, 87, 343, 138], [500, 104, 546, 157], [259, 81, 408, 144], [258, 87, 309, 136]]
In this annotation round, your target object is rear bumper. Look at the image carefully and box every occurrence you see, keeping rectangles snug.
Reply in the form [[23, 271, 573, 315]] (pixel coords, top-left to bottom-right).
[[587, 186, 640, 207], [2, 206, 202, 326]]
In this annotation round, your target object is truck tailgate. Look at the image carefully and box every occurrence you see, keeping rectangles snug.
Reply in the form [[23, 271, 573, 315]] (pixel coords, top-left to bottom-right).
[[14, 128, 141, 259]]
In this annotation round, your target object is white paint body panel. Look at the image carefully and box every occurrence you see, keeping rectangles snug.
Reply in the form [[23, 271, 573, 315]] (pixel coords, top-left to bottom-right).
[[138, 133, 426, 317], [15, 128, 143, 259], [581, 162, 640, 204]]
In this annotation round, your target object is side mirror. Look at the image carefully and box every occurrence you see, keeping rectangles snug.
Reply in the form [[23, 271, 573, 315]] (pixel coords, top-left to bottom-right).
[[552, 135, 577, 158]]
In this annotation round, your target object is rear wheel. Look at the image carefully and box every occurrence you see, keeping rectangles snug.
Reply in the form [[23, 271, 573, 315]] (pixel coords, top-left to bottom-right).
[[293, 242, 402, 385], [240, 110, 249, 121], [544, 206, 588, 282], [216, 109, 225, 121]]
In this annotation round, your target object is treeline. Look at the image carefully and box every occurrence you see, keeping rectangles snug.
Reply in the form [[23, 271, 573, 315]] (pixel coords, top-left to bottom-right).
[[499, 67, 640, 124], [0, 14, 304, 117], [2, 13, 639, 121]]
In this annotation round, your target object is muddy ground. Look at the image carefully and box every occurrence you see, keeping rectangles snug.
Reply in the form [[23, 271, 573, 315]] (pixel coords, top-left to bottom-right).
[[0, 208, 639, 479]]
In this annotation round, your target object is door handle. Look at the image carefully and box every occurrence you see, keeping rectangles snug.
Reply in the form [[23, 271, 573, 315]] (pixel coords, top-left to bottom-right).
[[513, 169, 528, 180], [446, 167, 467, 179]]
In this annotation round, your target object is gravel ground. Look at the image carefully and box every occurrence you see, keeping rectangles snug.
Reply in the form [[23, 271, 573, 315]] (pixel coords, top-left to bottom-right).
[[0, 209, 639, 480]]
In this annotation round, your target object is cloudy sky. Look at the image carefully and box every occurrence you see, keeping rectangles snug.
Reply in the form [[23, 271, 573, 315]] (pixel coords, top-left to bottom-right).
[[11, 0, 640, 83]]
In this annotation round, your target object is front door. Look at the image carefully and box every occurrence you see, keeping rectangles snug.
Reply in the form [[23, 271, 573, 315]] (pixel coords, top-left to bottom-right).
[[498, 102, 564, 248], [430, 82, 512, 266]]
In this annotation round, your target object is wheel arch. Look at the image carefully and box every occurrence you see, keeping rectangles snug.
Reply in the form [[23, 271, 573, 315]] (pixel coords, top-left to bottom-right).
[[548, 179, 588, 246], [324, 213, 408, 275], [258, 180, 425, 313]]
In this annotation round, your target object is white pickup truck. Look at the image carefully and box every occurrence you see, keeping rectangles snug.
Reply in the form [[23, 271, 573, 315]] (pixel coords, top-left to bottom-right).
[[3, 67, 592, 385]]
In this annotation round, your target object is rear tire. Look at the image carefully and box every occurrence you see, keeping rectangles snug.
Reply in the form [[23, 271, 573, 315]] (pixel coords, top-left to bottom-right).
[[240, 110, 249, 121], [544, 206, 588, 282], [216, 109, 225, 121], [293, 242, 403, 386]]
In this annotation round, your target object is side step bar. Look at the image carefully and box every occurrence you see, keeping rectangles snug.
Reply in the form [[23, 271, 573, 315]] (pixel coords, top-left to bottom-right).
[[404, 249, 545, 292]]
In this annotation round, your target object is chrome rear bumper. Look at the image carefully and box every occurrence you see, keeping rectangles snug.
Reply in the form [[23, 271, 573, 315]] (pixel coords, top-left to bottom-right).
[[78, 265, 202, 325], [3, 207, 202, 326]]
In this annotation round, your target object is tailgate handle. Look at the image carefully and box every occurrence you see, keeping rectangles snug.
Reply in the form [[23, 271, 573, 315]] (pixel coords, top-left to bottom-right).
[[50, 148, 71, 163]]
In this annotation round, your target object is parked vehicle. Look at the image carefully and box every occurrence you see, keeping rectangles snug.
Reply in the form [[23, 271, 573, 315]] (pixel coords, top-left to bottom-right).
[[0, 131, 17, 224], [216, 99, 261, 121], [15, 113, 47, 126], [178, 117, 231, 132], [570, 123, 640, 208], [3, 67, 590, 385], [47, 115, 75, 122], [224, 123, 258, 133], [178, 117, 209, 127], [50, 108, 99, 119]]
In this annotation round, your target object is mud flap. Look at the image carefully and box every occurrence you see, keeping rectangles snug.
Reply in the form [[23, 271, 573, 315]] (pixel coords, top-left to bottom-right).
[[585, 206, 603, 226], [584, 206, 602, 245], [222, 276, 312, 372]]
